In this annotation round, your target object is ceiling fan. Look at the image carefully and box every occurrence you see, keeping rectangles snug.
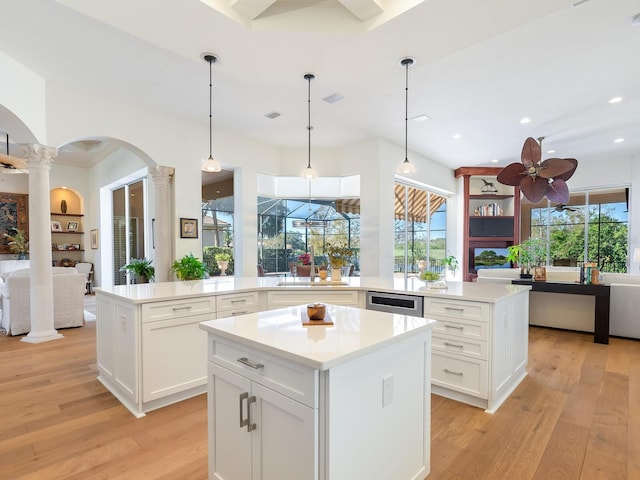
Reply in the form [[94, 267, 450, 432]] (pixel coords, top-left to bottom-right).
[[0, 133, 28, 174], [554, 204, 578, 212], [497, 137, 577, 204]]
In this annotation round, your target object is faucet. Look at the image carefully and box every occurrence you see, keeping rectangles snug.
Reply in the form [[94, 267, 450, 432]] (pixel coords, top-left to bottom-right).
[[309, 245, 316, 282]]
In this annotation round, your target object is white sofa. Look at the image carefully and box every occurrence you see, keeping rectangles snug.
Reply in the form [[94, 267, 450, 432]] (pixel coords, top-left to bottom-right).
[[0, 266, 86, 336], [476, 267, 640, 339]]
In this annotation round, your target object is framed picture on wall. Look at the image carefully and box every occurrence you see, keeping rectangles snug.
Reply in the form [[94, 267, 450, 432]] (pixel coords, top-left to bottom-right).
[[90, 229, 99, 249], [66, 221, 79, 232], [51, 221, 63, 232], [180, 218, 198, 238]]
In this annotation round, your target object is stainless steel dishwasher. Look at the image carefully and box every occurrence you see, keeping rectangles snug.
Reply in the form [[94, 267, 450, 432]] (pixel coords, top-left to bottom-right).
[[365, 290, 424, 317]]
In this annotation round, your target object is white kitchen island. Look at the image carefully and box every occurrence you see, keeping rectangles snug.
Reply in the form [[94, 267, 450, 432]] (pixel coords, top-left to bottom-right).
[[200, 304, 435, 480], [95, 277, 529, 417]]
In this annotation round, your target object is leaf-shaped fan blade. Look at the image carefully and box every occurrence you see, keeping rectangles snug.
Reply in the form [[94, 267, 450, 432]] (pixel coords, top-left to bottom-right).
[[546, 178, 570, 204], [497, 162, 526, 186], [521, 137, 541, 168], [554, 158, 578, 181], [537, 158, 575, 179], [520, 176, 548, 204]]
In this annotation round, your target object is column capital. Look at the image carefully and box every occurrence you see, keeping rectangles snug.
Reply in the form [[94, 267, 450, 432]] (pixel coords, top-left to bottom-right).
[[22, 143, 58, 169], [150, 165, 175, 184]]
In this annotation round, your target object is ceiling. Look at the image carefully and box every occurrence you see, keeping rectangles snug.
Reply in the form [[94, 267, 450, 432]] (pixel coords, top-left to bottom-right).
[[1, 0, 639, 171]]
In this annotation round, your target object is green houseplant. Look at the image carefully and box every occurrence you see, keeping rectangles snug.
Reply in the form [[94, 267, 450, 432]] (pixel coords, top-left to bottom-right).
[[507, 238, 546, 279], [214, 252, 232, 276], [171, 253, 207, 280], [3, 228, 28, 259], [120, 257, 155, 283]]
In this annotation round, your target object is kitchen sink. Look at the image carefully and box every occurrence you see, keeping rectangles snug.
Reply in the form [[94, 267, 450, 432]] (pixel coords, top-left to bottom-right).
[[277, 280, 349, 286]]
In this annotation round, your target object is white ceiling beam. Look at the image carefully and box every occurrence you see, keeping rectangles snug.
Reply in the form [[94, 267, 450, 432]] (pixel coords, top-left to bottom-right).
[[231, 0, 279, 20], [336, 0, 383, 21]]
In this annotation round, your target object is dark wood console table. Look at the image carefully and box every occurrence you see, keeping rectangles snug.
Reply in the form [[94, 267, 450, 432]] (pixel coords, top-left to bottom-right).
[[512, 280, 610, 344]]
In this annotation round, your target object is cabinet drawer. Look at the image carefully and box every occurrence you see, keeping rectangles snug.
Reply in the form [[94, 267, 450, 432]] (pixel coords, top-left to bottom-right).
[[432, 334, 487, 360], [424, 298, 490, 322], [217, 291, 260, 311], [432, 352, 488, 398], [267, 290, 360, 309], [142, 297, 216, 323], [209, 337, 318, 409], [217, 305, 261, 319], [431, 317, 489, 342]]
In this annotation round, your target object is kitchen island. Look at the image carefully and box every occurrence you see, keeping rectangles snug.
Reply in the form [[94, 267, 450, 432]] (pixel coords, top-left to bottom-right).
[[200, 304, 435, 480], [95, 277, 530, 417]]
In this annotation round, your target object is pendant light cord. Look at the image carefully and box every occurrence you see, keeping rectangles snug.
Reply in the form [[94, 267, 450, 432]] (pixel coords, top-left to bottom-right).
[[404, 61, 409, 162], [307, 75, 312, 169], [209, 58, 213, 159]]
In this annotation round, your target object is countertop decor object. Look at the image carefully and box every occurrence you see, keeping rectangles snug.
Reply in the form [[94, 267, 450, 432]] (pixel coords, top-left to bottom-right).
[[306, 303, 326, 320]]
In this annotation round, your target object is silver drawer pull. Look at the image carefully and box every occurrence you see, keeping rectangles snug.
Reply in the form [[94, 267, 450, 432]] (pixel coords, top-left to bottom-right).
[[444, 341, 464, 349], [444, 368, 463, 376], [237, 357, 264, 369], [231, 311, 249, 316], [172, 306, 192, 311], [239, 392, 249, 428], [231, 299, 247, 304], [444, 306, 464, 312], [444, 324, 464, 330], [247, 395, 257, 432]]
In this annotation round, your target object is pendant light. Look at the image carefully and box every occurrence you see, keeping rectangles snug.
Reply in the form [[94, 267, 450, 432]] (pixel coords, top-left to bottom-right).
[[201, 53, 222, 173], [300, 73, 318, 179], [396, 57, 416, 175]]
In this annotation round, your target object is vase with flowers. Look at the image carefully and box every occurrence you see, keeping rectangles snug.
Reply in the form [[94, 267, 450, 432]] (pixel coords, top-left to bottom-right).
[[326, 243, 352, 282], [295, 252, 312, 277]]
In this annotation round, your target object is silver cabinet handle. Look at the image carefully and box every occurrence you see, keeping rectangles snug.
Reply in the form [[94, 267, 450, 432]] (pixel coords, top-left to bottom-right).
[[172, 306, 192, 311], [444, 368, 463, 376], [247, 395, 257, 432], [231, 299, 247, 304], [239, 392, 249, 429], [444, 341, 464, 349], [231, 311, 249, 316], [444, 306, 464, 312], [444, 324, 464, 330], [237, 357, 264, 369]]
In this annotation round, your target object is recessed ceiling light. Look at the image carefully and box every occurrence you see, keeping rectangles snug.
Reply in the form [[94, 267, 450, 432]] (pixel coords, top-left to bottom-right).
[[264, 111, 281, 119], [410, 114, 430, 122], [520, 117, 531, 124], [608, 97, 623, 104], [490, 159, 499, 163], [547, 149, 556, 154], [323, 93, 344, 104], [452, 133, 462, 139], [614, 138, 625, 143]]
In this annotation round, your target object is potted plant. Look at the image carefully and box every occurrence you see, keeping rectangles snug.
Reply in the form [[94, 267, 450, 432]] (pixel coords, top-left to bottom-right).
[[507, 238, 546, 280], [3, 228, 28, 259], [170, 253, 207, 280], [443, 255, 459, 278], [325, 243, 352, 281], [120, 257, 155, 283], [214, 252, 232, 276]]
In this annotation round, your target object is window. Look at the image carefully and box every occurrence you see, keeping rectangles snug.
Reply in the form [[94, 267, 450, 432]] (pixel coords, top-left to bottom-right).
[[394, 182, 448, 278], [526, 189, 629, 272]]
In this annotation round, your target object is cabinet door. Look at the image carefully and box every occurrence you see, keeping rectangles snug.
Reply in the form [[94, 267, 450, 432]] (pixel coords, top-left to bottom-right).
[[251, 382, 317, 480], [209, 364, 252, 480]]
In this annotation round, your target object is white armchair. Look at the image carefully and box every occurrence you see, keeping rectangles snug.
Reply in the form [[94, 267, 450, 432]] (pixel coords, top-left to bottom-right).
[[0, 266, 86, 336]]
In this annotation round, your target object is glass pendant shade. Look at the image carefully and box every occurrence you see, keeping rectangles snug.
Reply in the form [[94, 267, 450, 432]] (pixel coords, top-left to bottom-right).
[[396, 158, 416, 175], [202, 155, 222, 172], [301, 164, 318, 179]]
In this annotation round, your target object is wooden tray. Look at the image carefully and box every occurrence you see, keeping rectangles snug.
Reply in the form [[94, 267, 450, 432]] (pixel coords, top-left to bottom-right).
[[301, 311, 334, 326]]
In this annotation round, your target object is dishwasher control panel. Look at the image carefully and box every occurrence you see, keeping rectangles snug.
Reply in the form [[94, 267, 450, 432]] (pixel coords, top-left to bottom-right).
[[365, 291, 424, 317]]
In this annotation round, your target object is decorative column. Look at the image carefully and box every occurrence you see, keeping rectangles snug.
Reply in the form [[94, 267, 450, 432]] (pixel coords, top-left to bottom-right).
[[22, 144, 62, 343], [150, 166, 174, 282]]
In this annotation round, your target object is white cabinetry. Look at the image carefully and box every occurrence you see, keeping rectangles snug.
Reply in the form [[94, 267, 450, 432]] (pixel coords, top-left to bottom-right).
[[217, 291, 263, 318], [266, 289, 361, 309], [425, 290, 529, 413]]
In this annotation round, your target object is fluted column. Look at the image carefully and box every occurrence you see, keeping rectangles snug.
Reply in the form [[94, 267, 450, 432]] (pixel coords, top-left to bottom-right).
[[150, 166, 174, 282], [22, 144, 63, 343]]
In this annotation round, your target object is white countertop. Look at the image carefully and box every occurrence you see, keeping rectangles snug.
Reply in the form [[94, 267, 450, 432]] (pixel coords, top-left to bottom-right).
[[95, 276, 530, 303], [200, 304, 436, 370]]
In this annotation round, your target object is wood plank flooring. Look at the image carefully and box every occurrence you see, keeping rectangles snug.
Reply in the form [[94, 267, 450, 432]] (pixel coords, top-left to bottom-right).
[[1, 323, 638, 479]]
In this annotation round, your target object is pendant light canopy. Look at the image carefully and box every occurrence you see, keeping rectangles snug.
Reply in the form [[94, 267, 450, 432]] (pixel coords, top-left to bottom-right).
[[201, 53, 222, 173], [300, 73, 318, 179], [396, 57, 416, 175]]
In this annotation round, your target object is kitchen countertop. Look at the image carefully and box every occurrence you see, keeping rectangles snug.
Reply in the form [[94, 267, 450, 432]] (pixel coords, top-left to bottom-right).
[[200, 303, 436, 370], [95, 276, 530, 303]]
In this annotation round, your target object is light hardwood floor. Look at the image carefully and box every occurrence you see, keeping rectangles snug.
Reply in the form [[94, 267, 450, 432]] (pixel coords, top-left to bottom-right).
[[0, 322, 638, 479]]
